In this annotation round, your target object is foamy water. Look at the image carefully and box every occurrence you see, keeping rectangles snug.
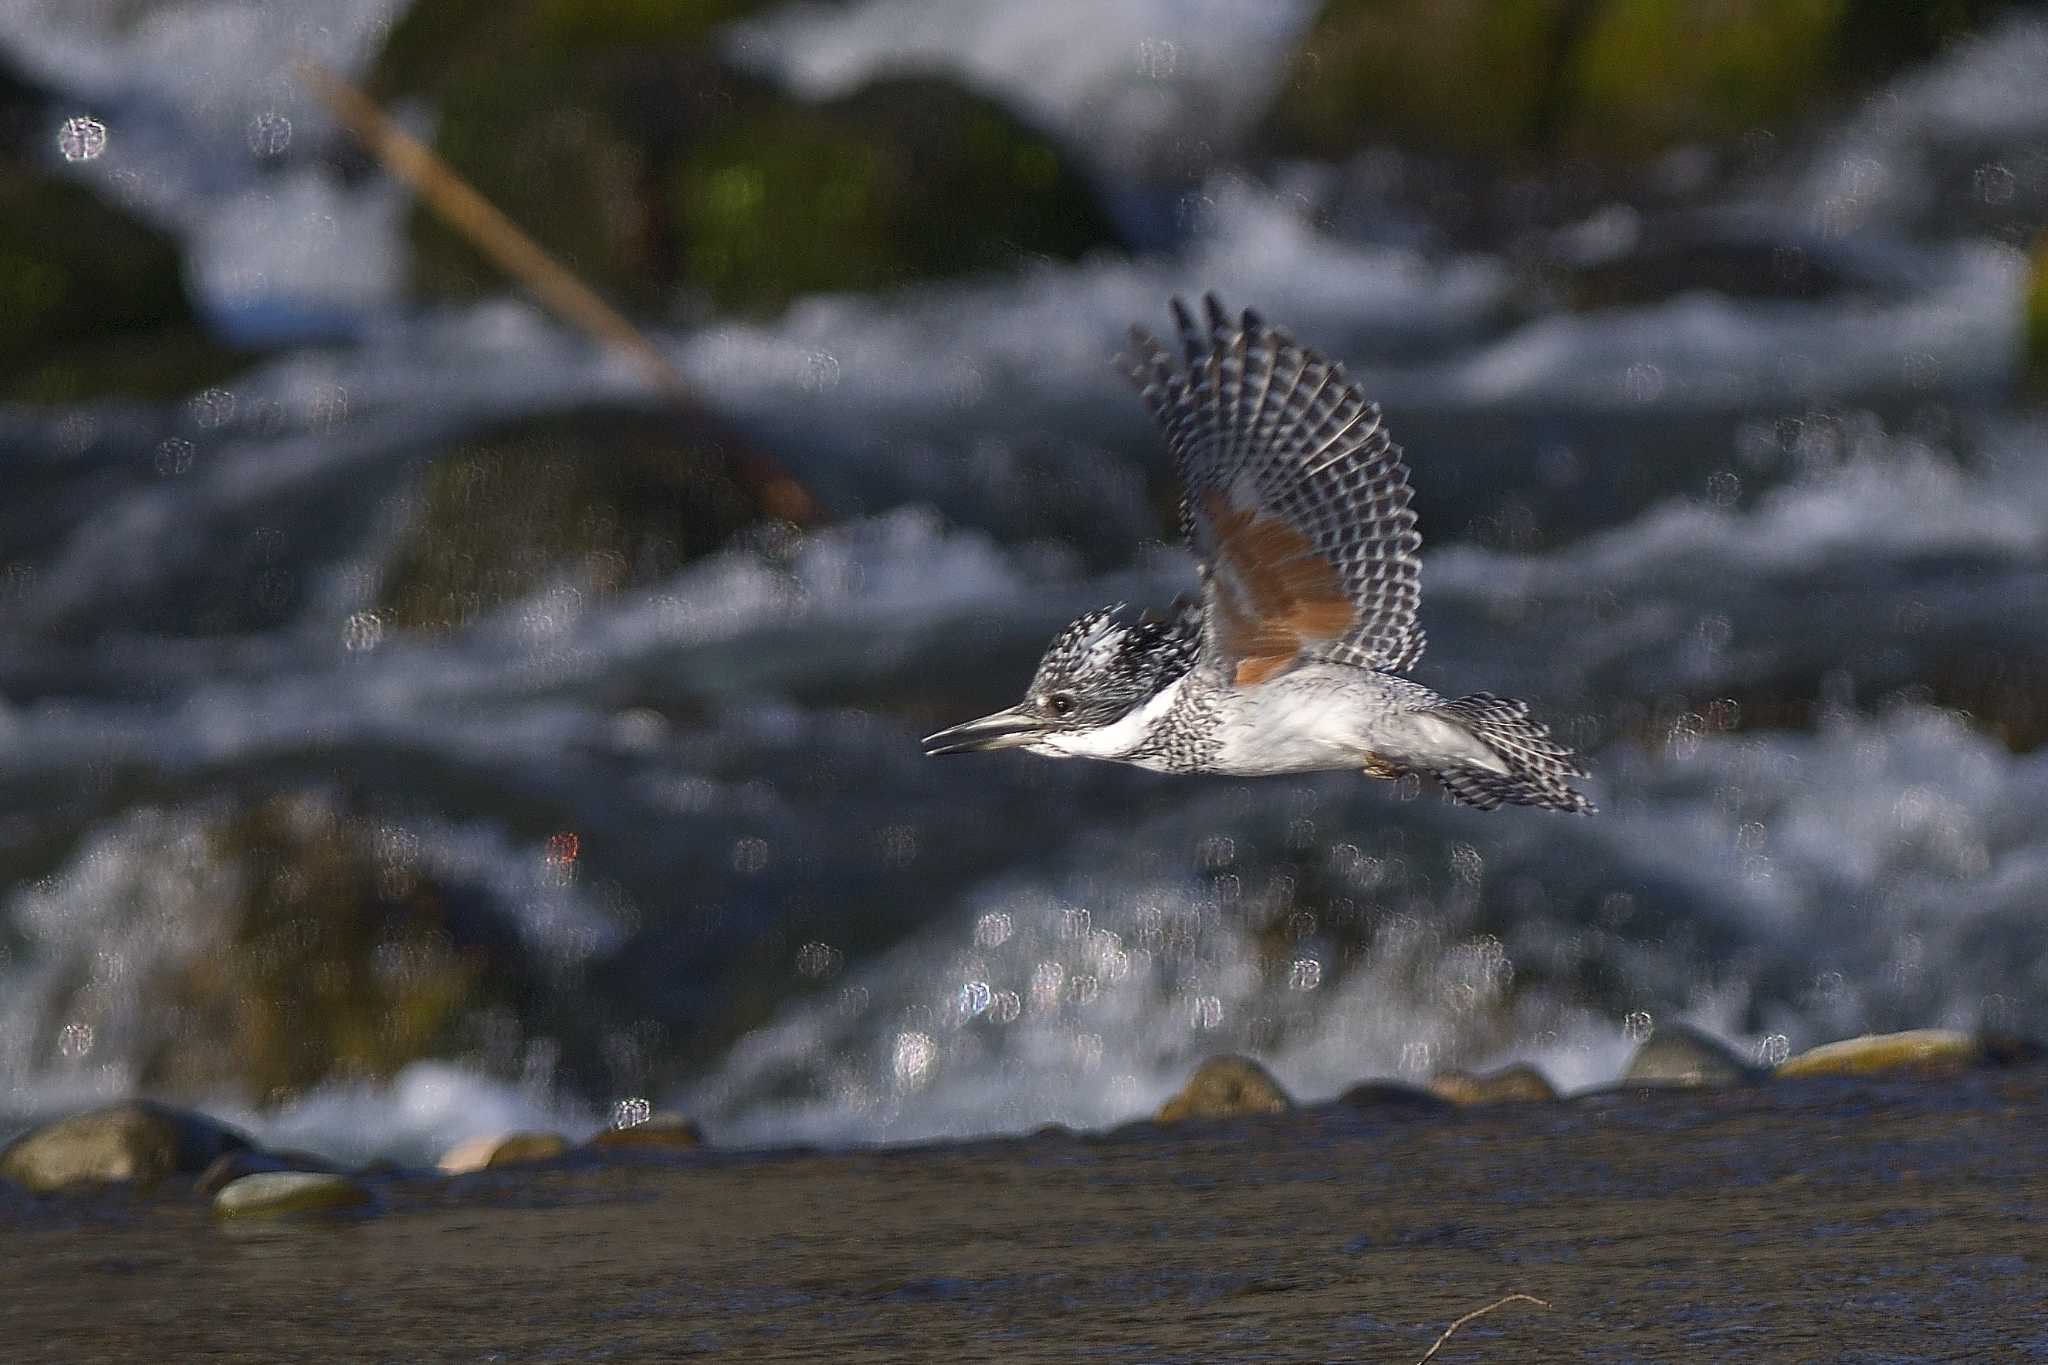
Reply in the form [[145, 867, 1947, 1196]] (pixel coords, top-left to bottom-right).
[[3, 3, 2046, 1157]]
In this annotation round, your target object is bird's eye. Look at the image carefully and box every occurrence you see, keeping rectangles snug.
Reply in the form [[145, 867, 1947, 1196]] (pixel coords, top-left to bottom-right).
[[1047, 694, 1075, 717]]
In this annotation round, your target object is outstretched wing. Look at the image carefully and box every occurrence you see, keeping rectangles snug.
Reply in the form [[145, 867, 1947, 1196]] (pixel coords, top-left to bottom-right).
[[1119, 295, 1423, 687]]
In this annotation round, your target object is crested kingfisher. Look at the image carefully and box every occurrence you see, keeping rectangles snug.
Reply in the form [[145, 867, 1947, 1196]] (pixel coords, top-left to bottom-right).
[[923, 296, 1593, 814]]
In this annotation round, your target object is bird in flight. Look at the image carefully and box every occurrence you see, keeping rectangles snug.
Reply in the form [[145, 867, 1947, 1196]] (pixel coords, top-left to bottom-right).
[[923, 296, 1593, 814]]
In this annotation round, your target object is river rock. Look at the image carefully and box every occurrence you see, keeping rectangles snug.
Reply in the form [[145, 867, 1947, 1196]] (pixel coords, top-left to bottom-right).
[[1263, 0, 2008, 163], [438, 1131, 572, 1174], [1156, 1056, 1293, 1123], [1774, 1029, 1981, 1080], [0, 56, 246, 401], [374, 406, 795, 634], [0, 1102, 252, 1192], [1428, 1063, 1559, 1105], [194, 1148, 344, 1198], [1338, 1080, 1451, 1113], [1621, 1023, 1762, 1089], [213, 1171, 373, 1218], [585, 1114, 703, 1153], [369, 4, 1120, 316]]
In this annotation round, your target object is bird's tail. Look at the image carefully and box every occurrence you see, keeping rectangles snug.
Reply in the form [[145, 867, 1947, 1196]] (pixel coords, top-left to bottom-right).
[[1425, 693, 1594, 814]]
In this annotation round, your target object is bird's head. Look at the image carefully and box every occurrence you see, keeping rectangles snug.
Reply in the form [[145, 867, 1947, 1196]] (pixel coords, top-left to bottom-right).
[[922, 605, 1194, 760]]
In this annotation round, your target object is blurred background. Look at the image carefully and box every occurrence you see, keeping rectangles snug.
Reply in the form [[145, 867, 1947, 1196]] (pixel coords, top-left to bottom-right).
[[2, 0, 2047, 1160]]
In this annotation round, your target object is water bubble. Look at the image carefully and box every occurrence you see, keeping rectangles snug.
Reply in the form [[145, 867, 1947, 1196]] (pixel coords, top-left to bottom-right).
[[1623, 1010, 1654, 1043], [1666, 712, 1706, 760], [189, 387, 237, 429], [1029, 961, 1065, 1010], [1449, 844, 1484, 886], [796, 941, 842, 980], [876, 824, 918, 867], [152, 437, 195, 477], [973, 912, 1013, 948], [1624, 362, 1665, 404], [989, 990, 1021, 1025], [891, 1031, 936, 1090], [1755, 1034, 1790, 1067], [247, 110, 293, 158], [308, 383, 350, 430], [1190, 994, 1223, 1030], [1705, 469, 1741, 507], [731, 837, 769, 873], [1974, 162, 2016, 205], [1071, 1033, 1104, 1072], [799, 351, 840, 392], [1136, 37, 1180, 79], [1058, 906, 1091, 940], [610, 1096, 652, 1129], [1735, 820, 1768, 851], [342, 610, 384, 652], [957, 980, 991, 1017], [1067, 973, 1100, 1005], [56, 115, 107, 162], [1287, 958, 1322, 991], [57, 1021, 95, 1060]]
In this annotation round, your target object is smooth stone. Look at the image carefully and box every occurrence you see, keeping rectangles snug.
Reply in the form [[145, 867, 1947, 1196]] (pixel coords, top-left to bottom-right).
[[1428, 1063, 1559, 1105], [1339, 1080, 1451, 1113], [0, 1101, 251, 1192], [194, 1148, 342, 1198], [213, 1171, 372, 1218], [1775, 1029, 1981, 1080], [1620, 1023, 1763, 1089], [1155, 1056, 1292, 1123], [437, 1131, 572, 1174], [584, 1114, 704, 1153]]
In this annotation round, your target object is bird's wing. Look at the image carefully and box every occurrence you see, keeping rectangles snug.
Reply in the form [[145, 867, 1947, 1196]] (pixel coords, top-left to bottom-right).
[[1119, 295, 1423, 687]]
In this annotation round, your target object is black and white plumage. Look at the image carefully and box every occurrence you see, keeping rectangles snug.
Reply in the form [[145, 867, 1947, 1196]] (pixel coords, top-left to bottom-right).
[[924, 296, 1593, 815]]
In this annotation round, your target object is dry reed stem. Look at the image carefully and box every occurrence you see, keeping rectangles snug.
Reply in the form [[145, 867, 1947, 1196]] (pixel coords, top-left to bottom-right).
[[297, 59, 821, 524], [1414, 1293, 1551, 1364]]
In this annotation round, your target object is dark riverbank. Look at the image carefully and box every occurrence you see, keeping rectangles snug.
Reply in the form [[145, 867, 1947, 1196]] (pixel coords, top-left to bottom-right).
[[5, 1065, 2044, 1363]]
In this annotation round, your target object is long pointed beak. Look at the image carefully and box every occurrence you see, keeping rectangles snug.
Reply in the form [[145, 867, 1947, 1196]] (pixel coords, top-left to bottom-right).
[[922, 706, 1048, 756]]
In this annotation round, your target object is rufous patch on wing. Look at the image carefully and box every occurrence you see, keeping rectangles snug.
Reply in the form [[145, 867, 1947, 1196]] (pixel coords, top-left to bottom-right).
[[1201, 491, 1355, 686]]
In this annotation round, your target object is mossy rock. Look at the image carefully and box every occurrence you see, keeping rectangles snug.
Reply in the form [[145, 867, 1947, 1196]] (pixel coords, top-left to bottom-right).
[[0, 57, 247, 401], [374, 406, 780, 634], [1265, 0, 2023, 163], [1428, 1063, 1558, 1105], [0, 1101, 251, 1192], [670, 76, 1116, 315], [1266, 0, 1573, 160], [370, 3, 1117, 315], [1774, 1029, 1982, 1080], [136, 794, 544, 1102]]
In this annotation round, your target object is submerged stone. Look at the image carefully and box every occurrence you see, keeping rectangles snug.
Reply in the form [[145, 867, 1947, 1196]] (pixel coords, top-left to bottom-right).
[[213, 1171, 373, 1218], [1156, 1056, 1293, 1123], [194, 1149, 345, 1198], [0, 1102, 251, 1192]]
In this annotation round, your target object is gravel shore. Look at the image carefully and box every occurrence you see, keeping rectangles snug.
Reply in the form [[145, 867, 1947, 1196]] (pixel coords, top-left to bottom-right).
[[5, 1065, 2046, 1362]]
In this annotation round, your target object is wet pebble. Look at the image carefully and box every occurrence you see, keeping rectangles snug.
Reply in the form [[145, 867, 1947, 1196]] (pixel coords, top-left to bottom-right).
[[1621, 1023, 1763, 1089], [1338, 1080, 1451, 1113], [0, 1102, 250, 1192], [194, 1148, 343, 1198], [1775, 1029, 1980, 1079], [584, 1114, 704, 1154], [1155, 1055, 1292, 1123], [213, 1171, 372, 1219], [438, 1131, 572, 1174], [1428, 1063, 1559, 1105]]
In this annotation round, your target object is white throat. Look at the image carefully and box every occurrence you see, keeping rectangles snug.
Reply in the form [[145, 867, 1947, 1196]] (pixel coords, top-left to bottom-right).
[[1034, 676, 1185, 760]]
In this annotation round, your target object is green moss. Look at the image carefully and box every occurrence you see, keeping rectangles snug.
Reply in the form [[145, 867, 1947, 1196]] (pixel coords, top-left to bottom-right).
[[376, 407, 772, 634], [1265, 0, 2012, 163], [671, 77, 1117, 314], [370, 2, 1120, 317], [1266, 0, 1570, 159], [1561, 0, 1848, 156]]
